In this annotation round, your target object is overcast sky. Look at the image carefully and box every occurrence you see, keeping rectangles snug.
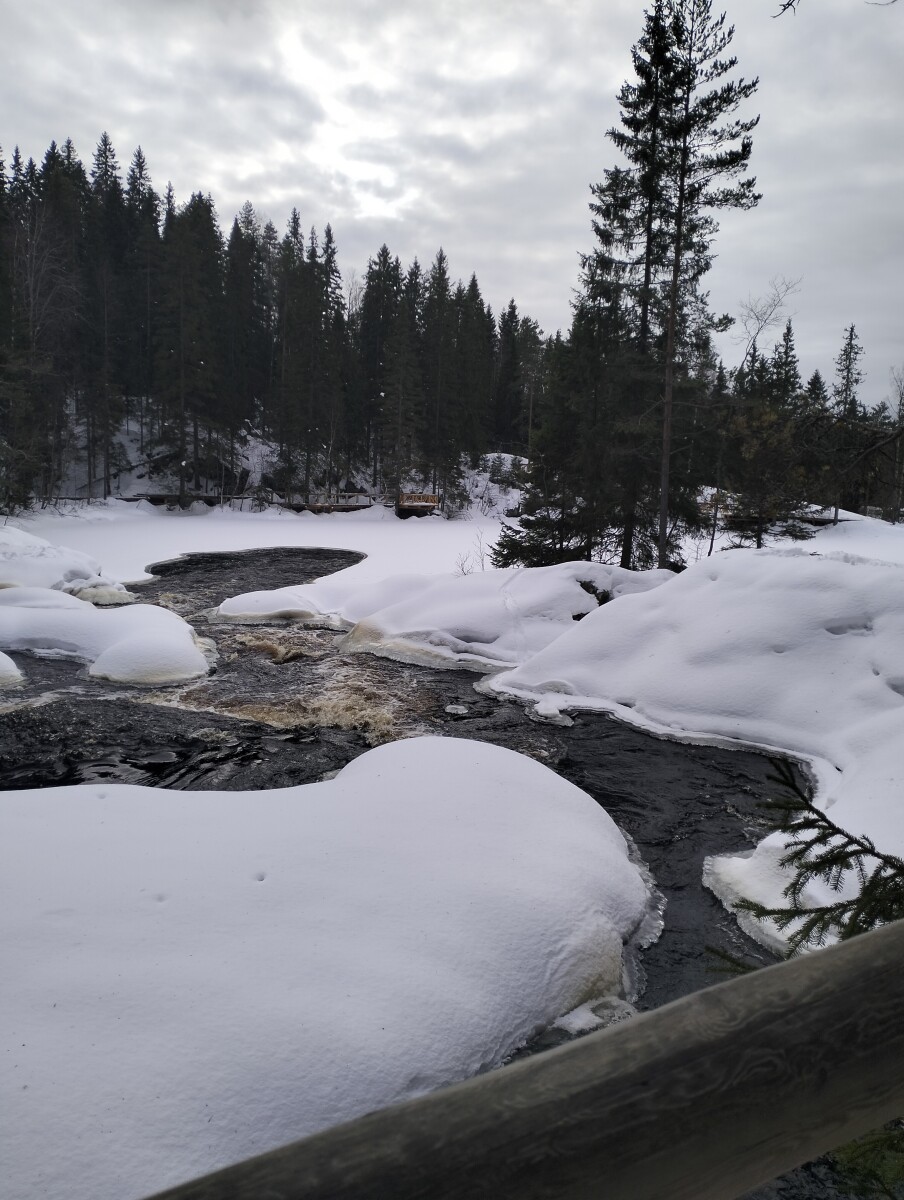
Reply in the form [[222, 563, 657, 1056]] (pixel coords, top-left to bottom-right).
[[3, 0, 902, 406]]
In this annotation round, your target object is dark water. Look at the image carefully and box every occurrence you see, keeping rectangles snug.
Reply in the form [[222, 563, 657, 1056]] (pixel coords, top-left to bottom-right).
[[0, 547, 860, 1199]]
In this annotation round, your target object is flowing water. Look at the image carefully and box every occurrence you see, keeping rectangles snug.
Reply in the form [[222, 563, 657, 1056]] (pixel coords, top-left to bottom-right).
[[0, 547, 859, 1198]]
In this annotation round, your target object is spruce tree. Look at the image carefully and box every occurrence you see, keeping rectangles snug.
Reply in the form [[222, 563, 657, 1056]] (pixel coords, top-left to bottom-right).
[[154, 191, 225, 500], [829, 324, 869, 519], [359, 244, 402, 485], [124, 147, 161, 452], [656, 0, 760, 567], [421, 248, 455, 497]]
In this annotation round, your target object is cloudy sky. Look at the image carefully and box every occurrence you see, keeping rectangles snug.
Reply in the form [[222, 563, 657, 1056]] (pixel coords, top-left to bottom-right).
[[3, 0, 902, 406]]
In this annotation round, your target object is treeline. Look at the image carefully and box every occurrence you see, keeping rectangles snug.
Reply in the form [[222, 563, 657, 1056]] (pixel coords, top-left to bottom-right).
[[495, 0, 904, 570], [0, 134, 543, 510], [2, 6, 903, 556]]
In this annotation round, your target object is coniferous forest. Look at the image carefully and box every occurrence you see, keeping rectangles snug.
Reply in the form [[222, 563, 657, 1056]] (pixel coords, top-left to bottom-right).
[[1, 0, 902, 564]]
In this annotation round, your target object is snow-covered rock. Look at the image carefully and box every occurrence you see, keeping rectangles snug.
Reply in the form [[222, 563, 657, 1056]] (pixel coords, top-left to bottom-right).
[[0, 589, 208, 684], [0, 736, 651, 1200]]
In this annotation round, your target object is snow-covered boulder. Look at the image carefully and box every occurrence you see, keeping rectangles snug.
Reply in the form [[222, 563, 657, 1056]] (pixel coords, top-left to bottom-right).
[[1, 736, 651, 1200], [0, 589, 208, 684]]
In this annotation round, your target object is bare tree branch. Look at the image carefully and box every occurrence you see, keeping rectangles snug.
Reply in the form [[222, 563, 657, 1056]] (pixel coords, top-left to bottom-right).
[[775, 0, 897, 13], [733, 275, 801, 361]]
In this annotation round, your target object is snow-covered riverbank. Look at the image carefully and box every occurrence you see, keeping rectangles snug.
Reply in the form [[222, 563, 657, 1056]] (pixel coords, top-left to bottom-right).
[[2, 500, 903, 1199]]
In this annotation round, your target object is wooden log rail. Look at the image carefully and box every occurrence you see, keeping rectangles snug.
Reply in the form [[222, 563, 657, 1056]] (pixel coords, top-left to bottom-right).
[[147, 920, 904, 1200]]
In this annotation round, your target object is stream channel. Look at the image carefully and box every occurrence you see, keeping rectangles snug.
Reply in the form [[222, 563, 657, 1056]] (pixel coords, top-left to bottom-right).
[[0, 546, 862, 1199]]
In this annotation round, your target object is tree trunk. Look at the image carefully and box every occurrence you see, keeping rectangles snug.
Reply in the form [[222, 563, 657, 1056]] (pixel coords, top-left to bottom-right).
[[658, 51, 693, 570]]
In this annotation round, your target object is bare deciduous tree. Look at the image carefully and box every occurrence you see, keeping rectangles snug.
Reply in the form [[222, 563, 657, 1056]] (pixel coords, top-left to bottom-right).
[[734, 275, 801, 362]]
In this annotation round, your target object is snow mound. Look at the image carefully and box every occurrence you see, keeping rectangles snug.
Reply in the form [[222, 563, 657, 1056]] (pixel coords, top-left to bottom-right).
[[0, 590, 208, 684], [0, 648, 23, 685], [220, 561, 675, 669], [0, 524, 131, 599], [1, 736, 650, 1200], [0, 586, 88, 609], [218, 570, 433, 626], [486, 549, 904, 943]]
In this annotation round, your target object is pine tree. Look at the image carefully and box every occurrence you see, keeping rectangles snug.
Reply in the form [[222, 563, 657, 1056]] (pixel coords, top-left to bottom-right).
[[223, 202, 271, 451], [124, 147, 161, 452], [154, 191, 225, 500], [421, 248, 455, 497], [656, 0, 760, 567], [2, 143, 84, 504], [319, 223, 348, 498], [723, 334, 812, 548], [493, 300, 524, 447], [594, 0, 676, 351], [358, 244, 402, 485], [381, 290, 423, 494], [829, 324, 869, 519], [451, 273, 494, 462], [83, 132, 130, 497]]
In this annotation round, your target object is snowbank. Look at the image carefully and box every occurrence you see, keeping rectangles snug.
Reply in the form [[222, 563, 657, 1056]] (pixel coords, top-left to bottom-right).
[[220, 561, 675, 669], [0, 588, 209, 684], [809, 508, 904, 566], [484, 548, 904, 943], [1, 736, 650, 1200], [0, 523, 131, 601]]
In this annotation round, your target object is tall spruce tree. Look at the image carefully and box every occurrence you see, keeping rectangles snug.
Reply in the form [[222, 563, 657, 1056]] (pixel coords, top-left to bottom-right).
[[124, 147, 160, 452], [655, 0, 760, 566], [421, 248, 455, 497]]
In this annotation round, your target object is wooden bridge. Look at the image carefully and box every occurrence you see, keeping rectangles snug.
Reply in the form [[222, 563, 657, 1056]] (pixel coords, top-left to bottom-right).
[[146, 919, 903, 1200]]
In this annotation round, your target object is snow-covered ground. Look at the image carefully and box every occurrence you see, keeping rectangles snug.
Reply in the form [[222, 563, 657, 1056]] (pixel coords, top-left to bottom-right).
[[9, 497, 506, 584], [1, 737, 650, 1200]]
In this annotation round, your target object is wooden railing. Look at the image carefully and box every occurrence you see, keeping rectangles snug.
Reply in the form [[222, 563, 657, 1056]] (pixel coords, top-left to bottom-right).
[[147, 920, 904, 1200]]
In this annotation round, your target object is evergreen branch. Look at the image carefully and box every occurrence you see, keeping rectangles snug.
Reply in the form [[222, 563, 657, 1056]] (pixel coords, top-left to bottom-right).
[[734, 759, 904, 954]]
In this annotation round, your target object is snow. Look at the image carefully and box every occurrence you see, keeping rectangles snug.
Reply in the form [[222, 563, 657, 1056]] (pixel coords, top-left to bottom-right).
[[0, 522, 131, 601], [808, 507, 904, 566], [1, 736, 650, 1200], [8, 503, 904, 946], [0, 648, 23, 685], [9, 498, 507, 586], [483, 541, 904, 945], [0, 587, 209, 684], [5, 495, 904, 1197], [219, 560, 675, 669]]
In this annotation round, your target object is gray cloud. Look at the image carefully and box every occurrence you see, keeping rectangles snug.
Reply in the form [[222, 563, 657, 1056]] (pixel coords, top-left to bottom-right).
[[2, 0, 901, 403]]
